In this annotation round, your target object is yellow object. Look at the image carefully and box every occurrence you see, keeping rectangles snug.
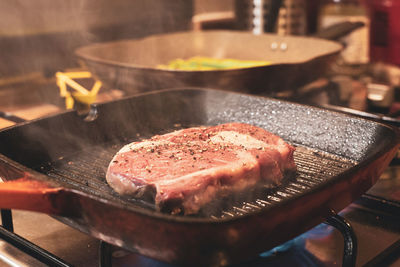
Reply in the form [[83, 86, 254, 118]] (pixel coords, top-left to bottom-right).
[[65, 92, 74, 110], [55, 71, 102, 109], [158, 56, 271, 71]]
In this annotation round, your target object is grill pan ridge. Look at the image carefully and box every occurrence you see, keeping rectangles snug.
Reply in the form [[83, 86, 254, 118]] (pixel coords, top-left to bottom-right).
[[42, 142, 356, 219], [0, 88, 398, 266]]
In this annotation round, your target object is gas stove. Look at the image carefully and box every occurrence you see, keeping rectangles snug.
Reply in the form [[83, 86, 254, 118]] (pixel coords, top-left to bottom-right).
[[0, 66, 399, 267]]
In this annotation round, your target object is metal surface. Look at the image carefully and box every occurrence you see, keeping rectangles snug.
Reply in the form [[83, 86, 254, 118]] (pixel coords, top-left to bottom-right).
[[1, 210, 13, 232], [234, 0, 284, 34], [364, 239, 400, 267], [0, 210, 100, 267], [317, 104, 400, 128], [0, 112, 26, 124], [75, 30, 342, 95], [0, 225, 72, 267], [99, 241, 112, 267], [325, 214, 357, 267], [0, 88, 399, 266]]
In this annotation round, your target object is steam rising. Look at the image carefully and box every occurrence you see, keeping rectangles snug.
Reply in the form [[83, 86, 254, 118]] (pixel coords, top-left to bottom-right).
[[0, 0, 193, 77]]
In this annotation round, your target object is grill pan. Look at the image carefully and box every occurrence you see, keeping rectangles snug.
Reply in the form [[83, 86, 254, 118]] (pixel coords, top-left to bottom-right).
[[0, 88, 399, 266]]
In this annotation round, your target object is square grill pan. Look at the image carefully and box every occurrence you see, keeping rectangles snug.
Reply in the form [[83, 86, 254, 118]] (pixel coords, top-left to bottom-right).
[[0, 88, 398, 266]]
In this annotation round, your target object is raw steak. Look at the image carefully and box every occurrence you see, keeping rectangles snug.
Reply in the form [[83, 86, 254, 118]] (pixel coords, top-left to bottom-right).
[[106, 123, 296, 214]]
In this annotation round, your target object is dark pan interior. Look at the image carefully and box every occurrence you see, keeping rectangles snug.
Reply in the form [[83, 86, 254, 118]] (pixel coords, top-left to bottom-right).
[[0, 88, 396, 219]]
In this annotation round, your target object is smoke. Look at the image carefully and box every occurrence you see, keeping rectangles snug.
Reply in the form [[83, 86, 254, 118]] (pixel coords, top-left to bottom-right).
[[1, 1, 89, 36], [0, 0, 193, 78], [0, 0, 89, 77]]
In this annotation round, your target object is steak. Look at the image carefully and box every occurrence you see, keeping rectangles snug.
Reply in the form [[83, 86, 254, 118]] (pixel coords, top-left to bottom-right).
[[106, 123, 296, 214]]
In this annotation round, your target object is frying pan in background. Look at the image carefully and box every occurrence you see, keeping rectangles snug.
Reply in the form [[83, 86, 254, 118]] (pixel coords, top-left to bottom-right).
[[0, 88, 399, 266], [75, 30, 343, 95]]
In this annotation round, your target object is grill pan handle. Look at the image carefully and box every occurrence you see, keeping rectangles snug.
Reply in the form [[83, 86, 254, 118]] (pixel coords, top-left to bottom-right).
[[0, 110, 81, 218], [0, 172, 78, 217]]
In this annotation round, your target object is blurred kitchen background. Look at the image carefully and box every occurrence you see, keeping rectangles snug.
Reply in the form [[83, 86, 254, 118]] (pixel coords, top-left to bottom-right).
[[1, 1, 400, 266], [0, 0, 193, 123], [0, 0, 400, 124]]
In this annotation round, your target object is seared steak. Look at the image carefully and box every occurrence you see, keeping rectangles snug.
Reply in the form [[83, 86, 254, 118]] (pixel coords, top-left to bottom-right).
[[106, 123, 296, 214]]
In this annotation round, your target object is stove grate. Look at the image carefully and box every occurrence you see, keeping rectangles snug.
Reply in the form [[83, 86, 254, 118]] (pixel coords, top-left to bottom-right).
[[0, 209, 359, 267], [0, 209, 72, 267]]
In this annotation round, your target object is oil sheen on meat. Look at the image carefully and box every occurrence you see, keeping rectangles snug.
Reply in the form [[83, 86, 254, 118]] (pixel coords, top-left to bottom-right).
[[106, 123, 296, 214]]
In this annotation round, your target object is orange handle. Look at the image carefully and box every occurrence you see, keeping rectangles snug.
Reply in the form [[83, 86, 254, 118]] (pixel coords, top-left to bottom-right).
[[0, 178, 77, 216], [0, 157, 80, 217]]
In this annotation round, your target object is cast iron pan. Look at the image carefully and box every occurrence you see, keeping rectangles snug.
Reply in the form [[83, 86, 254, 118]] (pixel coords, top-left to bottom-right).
[[0, 88, 398, 266], [75, 30, 343, 95]]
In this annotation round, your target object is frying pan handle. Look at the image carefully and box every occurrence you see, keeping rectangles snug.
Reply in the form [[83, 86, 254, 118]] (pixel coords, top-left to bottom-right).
[[313, 21, 365, 41], [0, 178, 78, 217]]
